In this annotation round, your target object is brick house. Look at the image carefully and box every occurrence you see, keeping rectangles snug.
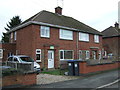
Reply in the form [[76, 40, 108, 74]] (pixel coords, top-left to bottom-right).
[[1, 7, 103, 69], [102, 22, 120, 60]]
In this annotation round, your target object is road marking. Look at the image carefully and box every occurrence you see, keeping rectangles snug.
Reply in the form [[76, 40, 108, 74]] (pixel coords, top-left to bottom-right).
[[96, 79, 120, 89]]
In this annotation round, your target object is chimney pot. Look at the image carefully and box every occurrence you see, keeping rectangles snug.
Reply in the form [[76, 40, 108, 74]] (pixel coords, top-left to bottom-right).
[[114, 22, 119, 29], [55, 6, 62, 15]]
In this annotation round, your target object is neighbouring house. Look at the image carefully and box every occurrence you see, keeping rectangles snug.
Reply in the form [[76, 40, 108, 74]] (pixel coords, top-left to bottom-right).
[[102, 22, 120, 60], [0, 43, 16, 63], [1, 7, 103, 69]]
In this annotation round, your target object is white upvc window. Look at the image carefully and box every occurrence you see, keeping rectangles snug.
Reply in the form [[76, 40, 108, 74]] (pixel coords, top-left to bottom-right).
[[11, 33, 13, 39], [36, 49, 41, 62], [85, 50, 90, 59], [14, 31, 17, 40], [60, 29, 73, 40], [0, 49, 3, 59], [79, 50, 82, 60], [60, 50, 74, 60], [94, 35, 99, 43], [40, 26, 50, 38], [79, 32, 89, 42]]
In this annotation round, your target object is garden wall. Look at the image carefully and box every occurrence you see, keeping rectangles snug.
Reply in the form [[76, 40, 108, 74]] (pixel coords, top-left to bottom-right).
[[2, 73, 36, 88], [79, 61, 120, 74]]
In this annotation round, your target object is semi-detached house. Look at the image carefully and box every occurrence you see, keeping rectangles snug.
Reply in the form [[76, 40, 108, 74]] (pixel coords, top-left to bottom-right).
[[1, 7, 103, 69]]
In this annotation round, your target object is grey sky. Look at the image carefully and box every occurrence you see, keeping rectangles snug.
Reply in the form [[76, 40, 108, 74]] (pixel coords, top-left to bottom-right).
[[0, 0, 119, 40]]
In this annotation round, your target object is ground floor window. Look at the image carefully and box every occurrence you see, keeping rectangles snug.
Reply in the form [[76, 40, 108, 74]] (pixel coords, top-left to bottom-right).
[[60, 50, 74, 60], [79, 50, 90, 60], [8, 52, 13, 57], [36, 49, 41, 62], [86, 50, 90, 59], [0, 49, 3, 59]]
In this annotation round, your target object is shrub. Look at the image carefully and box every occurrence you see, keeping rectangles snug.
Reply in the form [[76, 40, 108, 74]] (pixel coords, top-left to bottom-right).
[[2, 68, 24, 77]]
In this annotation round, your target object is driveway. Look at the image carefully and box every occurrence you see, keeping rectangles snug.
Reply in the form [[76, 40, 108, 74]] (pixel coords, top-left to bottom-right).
[[37, 73, 80, 84], [27, 69, 120, 89]]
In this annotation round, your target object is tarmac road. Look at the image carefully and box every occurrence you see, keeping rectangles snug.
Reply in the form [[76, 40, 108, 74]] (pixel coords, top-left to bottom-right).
[[27, 69, 120, 89]]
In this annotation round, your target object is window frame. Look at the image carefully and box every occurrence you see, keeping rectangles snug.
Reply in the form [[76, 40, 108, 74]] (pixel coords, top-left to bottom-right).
[[79, 32, 89, 42], [36, 49, 41, 62], [40, 26, 50, 38], [59, 29, 73, 40], [14, 31, 17, 41], [0, 49, 3, 59], [79, 50, 82, 60], [59, 50, 74, 60], [94, 35, 99, 43], [85, 50, 90, 60]]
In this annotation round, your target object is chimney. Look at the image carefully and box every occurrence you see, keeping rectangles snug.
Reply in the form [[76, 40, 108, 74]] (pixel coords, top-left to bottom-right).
[[55, 6, 62, 15], [114, 22, 119, 29]]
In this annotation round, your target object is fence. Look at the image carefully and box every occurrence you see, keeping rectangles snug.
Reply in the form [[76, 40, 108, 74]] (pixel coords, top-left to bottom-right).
[[6, 62, 34, 72]]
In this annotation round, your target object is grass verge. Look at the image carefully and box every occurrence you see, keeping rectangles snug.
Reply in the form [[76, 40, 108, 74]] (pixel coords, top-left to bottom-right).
[[41, 69, 68, 75]]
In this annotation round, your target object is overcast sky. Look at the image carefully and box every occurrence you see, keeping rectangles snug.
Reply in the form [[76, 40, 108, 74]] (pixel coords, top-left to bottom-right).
[[0, 0, 119, 40]]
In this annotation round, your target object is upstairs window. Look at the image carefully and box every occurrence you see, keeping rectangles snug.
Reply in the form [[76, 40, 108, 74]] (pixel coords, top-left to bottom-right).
[[60, 29, 73, 40], [40, 26, 50, 38], [79, 32, 89, 42], [94, 35, 99, 43], [10, 33, 13, 39], [14, 32, 17, 41]]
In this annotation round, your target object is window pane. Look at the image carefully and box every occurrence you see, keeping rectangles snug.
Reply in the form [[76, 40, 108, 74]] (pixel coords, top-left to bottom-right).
[[79, 50, 82, 60], [14, 58, 18, 62], [64, 51, 73, 59], [40, 26, 50, 38], [36, 49, 41, 61], [60, 51, 63, 59], [79, 32, 89, 41], [0, 49, 2, 58], [86, 51, 90, 59], [8, 57, 13, 61], [36, 54, 41, 60], [94, 35, 99, 43], [60, 29, 73, 40]]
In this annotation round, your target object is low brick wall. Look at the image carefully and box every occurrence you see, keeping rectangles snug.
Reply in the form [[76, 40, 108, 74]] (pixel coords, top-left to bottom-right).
[[2, 73, 36, 88], [79, 61, 120, 74]]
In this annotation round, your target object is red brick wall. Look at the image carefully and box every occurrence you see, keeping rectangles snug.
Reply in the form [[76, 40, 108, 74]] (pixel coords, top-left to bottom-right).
[[2, 73, 36, 87], [103, 37, 119, 59], [16, 25, 34, 57], [1, 43, 16, 62], [15, 24, 102, 69], [79, 61, 120, 74]]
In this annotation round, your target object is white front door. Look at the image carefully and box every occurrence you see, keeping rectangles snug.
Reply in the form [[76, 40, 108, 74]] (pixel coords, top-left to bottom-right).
[[48, 50, 54, 68]]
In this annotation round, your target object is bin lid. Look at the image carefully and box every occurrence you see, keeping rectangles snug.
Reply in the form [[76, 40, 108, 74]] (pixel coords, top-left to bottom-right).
[[67, 60, 80, 62]]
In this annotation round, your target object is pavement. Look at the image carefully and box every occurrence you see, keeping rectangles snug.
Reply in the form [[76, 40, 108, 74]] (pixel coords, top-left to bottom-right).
[[25, 69, 120, 89]]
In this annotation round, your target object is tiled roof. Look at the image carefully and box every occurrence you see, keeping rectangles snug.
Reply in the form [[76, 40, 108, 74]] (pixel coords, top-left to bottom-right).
[[10, 10, 102, 35], [102, 26, 120, 37]]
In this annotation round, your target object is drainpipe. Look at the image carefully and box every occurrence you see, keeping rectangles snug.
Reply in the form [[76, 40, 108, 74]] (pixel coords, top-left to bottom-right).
[[76, 31, 79, 59]]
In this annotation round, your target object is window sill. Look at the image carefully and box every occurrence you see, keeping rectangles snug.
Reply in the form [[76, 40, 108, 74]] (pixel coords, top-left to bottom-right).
[[60, 59, 74, 61], [79, 40, 89, 43], [41, 36, 50, 39], [59, 38, 73, 41], [94, 42, 99, 44]]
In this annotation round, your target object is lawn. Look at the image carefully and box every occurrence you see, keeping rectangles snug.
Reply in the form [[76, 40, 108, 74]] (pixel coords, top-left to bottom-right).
[[41, 69, 68, 75]]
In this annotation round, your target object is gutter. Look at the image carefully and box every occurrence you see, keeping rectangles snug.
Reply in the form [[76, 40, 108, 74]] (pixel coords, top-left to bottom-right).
[[7, 21, 102, 35], [7, 21, 79, 34]]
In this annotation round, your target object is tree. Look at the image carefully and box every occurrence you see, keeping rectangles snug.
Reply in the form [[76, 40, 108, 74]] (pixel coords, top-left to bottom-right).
[[1, 16, 22, 43]]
